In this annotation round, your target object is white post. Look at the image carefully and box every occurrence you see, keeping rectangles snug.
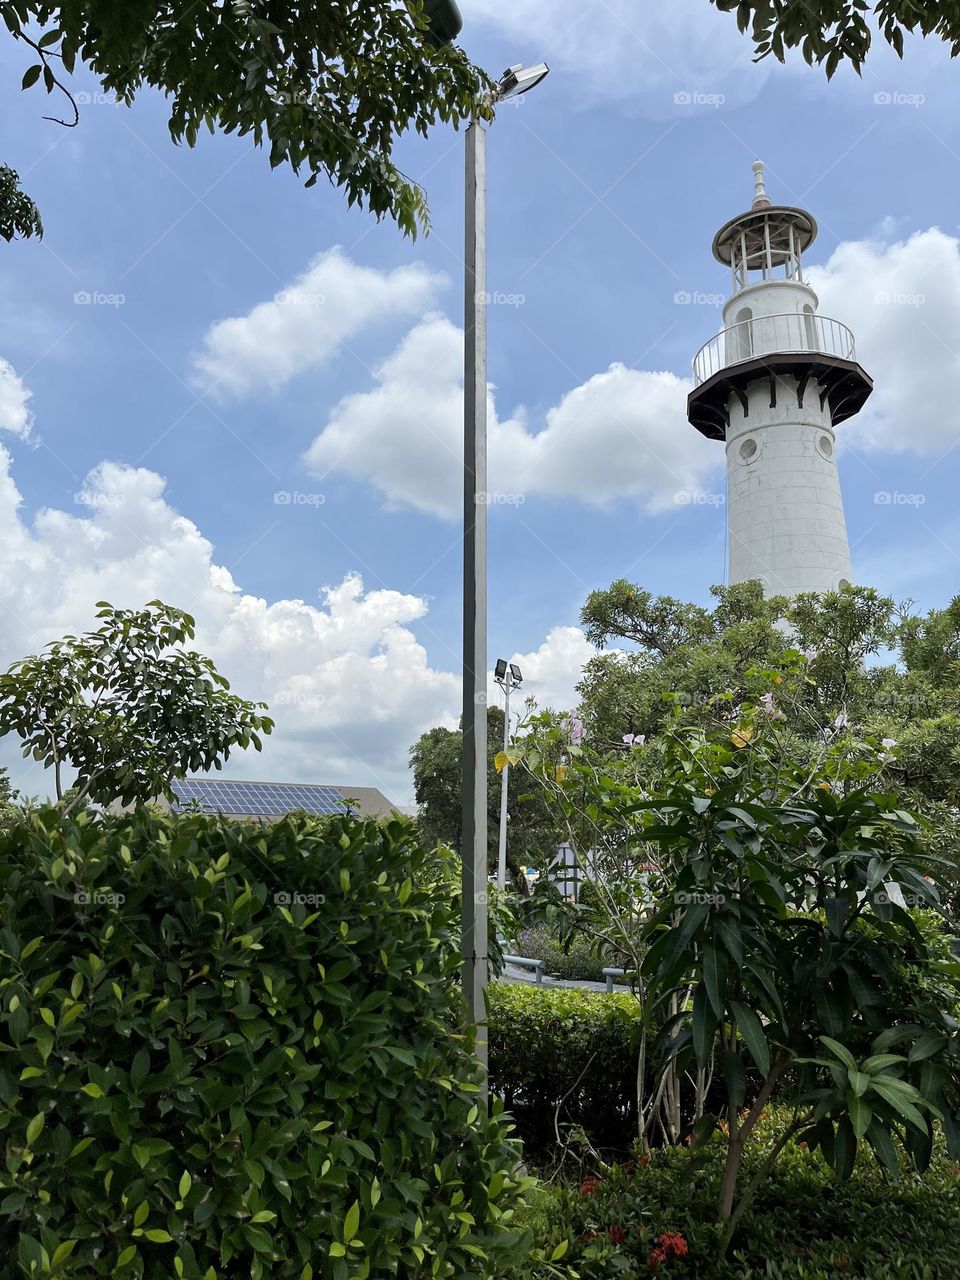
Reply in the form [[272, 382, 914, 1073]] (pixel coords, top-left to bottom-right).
[[462, 118, 488, 1083], [496, 678, 511, 889]]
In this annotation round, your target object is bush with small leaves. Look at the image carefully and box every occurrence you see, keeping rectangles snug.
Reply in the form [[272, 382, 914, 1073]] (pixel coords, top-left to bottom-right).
[[0, 807, 531, 1279]]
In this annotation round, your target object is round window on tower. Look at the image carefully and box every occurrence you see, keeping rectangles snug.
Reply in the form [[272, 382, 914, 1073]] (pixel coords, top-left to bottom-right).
[[739, 437, 759, 464], [817, 434, 835, 460]]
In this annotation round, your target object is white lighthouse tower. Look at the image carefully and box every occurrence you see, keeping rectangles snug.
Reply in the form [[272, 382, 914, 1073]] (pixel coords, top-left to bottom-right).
[[687, 163, 872, 596]]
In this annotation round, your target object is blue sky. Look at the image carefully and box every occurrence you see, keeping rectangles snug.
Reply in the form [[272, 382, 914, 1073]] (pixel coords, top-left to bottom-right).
[[1, 1, 960, 804]]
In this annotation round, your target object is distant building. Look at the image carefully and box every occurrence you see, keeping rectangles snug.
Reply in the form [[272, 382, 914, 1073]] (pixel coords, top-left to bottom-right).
[[159, 777, 399, 822]]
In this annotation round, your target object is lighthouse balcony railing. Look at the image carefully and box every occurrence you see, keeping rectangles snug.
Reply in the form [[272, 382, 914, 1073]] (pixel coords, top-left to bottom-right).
[[692, 313, 856, 386]]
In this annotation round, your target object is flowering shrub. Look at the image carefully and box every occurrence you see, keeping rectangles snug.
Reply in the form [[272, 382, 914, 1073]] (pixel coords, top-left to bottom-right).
[[514, 1109, 960, 1277], [510, 651, 960, 1245]]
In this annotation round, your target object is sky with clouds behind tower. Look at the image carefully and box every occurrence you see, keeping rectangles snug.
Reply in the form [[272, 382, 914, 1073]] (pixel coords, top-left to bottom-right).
[[1, 1, 960, 805]]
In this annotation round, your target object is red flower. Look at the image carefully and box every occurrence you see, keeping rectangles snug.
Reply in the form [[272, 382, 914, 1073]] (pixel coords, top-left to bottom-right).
[[639, 1154, 650, 1167], [608, 1225, 627, 1245], [579, 1178, 600, 1197], [648, 1231, 689, 1266]]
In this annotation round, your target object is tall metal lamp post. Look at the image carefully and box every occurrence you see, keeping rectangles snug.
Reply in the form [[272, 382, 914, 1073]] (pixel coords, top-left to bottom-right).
[[493, 660, 523, 890], [461, 63, 549, 1081], [422, 0, 549, 1083]]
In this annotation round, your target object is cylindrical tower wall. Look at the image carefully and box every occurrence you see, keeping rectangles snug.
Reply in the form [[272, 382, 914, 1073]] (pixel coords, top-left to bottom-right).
[[725, 375, 853, 596]]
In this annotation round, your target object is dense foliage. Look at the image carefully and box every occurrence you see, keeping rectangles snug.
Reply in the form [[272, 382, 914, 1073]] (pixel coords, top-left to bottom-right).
[[514, 925, 613, 984], [710, 0, 960, 76], [410, 705, 561, 880], [0, 165, 42, 240], [0, 807, 532, 1278], [510, 649, 960, 1238], [0, 601, 273, 811], [5, 0, 487, 237], [578, 582, 960, 843], [519, 1108, 960, 1278], [488, 985, 642, 1151]]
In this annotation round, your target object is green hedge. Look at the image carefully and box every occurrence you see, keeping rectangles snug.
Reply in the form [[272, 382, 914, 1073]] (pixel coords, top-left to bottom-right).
[[513, 926, 610, 983], [0, 808, 531, 1279], [487, 984, 642, 1150]]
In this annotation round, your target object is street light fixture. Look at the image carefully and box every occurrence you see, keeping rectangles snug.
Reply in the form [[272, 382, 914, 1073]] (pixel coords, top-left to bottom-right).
[[422, 0, 463, 47], [494, 660, 523, 891], [461, 62, 549, 1084]]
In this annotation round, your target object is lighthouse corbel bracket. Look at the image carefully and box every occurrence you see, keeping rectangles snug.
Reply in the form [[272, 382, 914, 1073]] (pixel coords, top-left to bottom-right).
[[686, 352, 873, 440]]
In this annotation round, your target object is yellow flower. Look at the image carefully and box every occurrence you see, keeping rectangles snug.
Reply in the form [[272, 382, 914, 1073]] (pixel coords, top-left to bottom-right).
[[555, 764, 568, 783], [732, 726, 754, 749]]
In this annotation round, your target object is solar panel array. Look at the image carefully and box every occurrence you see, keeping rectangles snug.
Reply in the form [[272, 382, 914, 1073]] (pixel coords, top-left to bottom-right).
[[170, 778, 351, 818]]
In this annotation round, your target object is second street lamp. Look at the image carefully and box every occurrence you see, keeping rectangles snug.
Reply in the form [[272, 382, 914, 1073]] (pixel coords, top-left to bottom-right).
[[461, 62, 549, 1082], [494, 660, 523, 890]]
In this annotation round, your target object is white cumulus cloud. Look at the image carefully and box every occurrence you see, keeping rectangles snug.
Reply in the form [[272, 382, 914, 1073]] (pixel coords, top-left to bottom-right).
[[809, 226, 960, 457], [305, 314, 719, 517], [0, 358, 33, 437], [192, 247, 446, 398], [0, 447, 595, 805], [467, 0, 770, 115]]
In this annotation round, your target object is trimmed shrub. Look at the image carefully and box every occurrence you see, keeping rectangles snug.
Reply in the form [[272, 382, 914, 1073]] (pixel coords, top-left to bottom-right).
[[513, 925, 610, 983], [488, 984, 641, 1150], [514, 1108, 960, 1278], [0, 808, 531, 1279]]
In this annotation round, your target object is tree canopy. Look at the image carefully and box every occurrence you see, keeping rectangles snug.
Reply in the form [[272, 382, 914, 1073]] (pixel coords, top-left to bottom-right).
[[711, 0, 960, 75], [4, 0, 487, 238], [409, 704, 562, 882], [0, 600, 273, 811]]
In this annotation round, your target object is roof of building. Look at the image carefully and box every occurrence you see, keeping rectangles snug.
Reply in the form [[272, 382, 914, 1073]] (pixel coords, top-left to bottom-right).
[[164, 777, 399, 821]]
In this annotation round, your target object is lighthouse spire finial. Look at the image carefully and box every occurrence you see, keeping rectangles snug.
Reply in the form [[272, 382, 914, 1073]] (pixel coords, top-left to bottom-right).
[[752, 158, 771, 210]]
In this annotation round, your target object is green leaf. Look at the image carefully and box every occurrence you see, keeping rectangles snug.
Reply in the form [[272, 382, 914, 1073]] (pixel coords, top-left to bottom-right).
[[720, 1048, 746, 1112], [343, 1200, 360, 1244], [819, 1036, 857, 1071], [21, 64, 42, 89], [692, 983, 717, 1069], [908, 1030, 947, 1063], [869, 1079, 928, 1132], [703, 940, 729, 1019], [834, 1114, 857, 1181], [731, 1001, 770, 1077], [25, 1112, 44, 1146], [848, 1093, 872, 1140]]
